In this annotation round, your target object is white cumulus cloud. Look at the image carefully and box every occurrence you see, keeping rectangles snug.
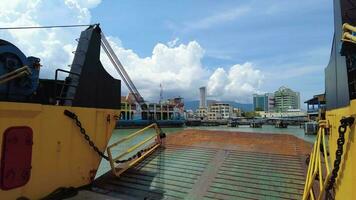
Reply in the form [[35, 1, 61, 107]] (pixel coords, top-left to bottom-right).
[[0, 0, 264, 103], [208, 63, 264, 103], [101, 37, 208, 100], [0, 0, 100, 77]]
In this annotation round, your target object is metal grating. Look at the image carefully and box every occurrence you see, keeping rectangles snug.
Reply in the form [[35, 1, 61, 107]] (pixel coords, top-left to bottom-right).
[[92, 145, 306, 200], [204, 150, 305, 200], [93, 145, 217, 199]]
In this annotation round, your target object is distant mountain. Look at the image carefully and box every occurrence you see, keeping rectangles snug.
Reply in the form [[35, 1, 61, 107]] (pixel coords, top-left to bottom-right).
[[184, 100, 253, 112]]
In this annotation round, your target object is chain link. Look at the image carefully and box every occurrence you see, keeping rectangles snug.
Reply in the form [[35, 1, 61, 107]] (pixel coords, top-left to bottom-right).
[[115, 144, 159, 164], [64, 110, 110, 160], [326, 116, 354, 199], [64, 109, 162, 164]]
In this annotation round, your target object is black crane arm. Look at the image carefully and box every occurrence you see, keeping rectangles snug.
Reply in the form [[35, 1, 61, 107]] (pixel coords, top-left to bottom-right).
[[100, 32, 145, 107]]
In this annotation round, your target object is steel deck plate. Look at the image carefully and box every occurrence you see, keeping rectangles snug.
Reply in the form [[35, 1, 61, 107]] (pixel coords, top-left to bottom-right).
[[88, 144, 306, 200]]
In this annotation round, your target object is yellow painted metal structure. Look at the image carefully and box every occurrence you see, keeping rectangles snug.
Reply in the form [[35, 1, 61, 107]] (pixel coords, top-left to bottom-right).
[[107, 123, 161, 176], [0, 102, 119, 199], [303, 100, 356, 199], [325, 100, 356, 199], [120, 101, 134, 120], [302, 120, 331, 200], [342, 23, 356, 44]]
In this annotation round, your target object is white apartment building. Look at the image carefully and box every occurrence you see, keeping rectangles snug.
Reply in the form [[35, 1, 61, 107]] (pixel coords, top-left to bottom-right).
[[207, 112, 222, 120], [196, 107, 208, 119], [209, 103, 233, 119]]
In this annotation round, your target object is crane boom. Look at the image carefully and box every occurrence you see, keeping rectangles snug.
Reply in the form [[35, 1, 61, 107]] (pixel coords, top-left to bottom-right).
[[100, 31, 165, 136], [100, 32, 145, 107]]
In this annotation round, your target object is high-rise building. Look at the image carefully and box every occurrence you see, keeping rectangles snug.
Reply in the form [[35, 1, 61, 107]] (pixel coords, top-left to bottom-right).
[[199, 86, 207, 108], [253, 93, 275, 112], [253, 94, 265, 111], [274, 86, 300, 112], [266, 93, 275, 111]]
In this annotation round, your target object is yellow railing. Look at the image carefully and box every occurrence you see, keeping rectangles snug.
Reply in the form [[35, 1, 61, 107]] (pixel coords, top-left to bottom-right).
[[107, 123, 162, 176], [302, 120, 331, 200], [342, 23, 356, 44]]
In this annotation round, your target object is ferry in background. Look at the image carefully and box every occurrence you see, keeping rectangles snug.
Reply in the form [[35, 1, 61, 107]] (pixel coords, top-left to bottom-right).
[[117, 93, 185, 128]]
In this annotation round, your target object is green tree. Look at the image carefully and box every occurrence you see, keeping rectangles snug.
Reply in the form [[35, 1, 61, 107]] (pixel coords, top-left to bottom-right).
[[242, 111, 261, 118], [255, 107, 263, 111]]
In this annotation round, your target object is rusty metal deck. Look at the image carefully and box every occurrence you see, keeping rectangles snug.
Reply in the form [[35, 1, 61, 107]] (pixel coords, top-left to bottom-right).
[[89, 144, 306, 200]]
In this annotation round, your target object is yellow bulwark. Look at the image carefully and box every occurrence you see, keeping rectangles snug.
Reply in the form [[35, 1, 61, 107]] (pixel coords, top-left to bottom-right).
[[303, 100, 356, 199], [0, 102, 119, 199]]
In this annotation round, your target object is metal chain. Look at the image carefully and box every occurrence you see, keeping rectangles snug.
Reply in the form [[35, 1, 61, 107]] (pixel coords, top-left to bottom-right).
[[152, 118, 167, 139], [64, 109, 163, 164], [64, 110, 110, 160], [326, 116, 354, 199], [115, 144, 159, 164]]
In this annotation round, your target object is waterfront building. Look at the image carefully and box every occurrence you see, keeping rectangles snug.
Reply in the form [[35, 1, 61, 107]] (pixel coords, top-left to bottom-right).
[[196, 107, 208, 119], [274, 86, 300, 112], [304, 94, 326, 121], [120, 95, 137, 120], [209, 103, 233, 119], [120, 94, 185, 121], [253, 93, 275, 112], [207, 111, 222, 120], [232, 108, 242, 117], [266, 93, 275, 111], [253, 94, 265, 111], [185, 109, 195, 119]]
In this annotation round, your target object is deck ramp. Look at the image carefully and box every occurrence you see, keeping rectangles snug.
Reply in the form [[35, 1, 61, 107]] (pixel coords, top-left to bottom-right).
[[92, 144, 306, 200]]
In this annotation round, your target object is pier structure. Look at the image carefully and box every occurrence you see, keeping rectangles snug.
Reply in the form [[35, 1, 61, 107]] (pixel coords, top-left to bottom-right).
[[304, 94, 326, 121], [143, 102, 177, 120]]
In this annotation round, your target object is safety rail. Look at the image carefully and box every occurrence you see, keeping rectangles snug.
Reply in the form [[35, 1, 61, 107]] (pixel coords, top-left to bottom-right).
[[107, 123, 162, 177], [0, 66, 31, 84], [54, 69, 80, 104], [342, 23, 356, 44], [302, 120, 331, 200]]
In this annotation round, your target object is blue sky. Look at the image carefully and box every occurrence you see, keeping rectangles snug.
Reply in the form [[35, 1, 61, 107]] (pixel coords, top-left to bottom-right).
[[91, 0, 334, 103], [0, 0, 335, 105]]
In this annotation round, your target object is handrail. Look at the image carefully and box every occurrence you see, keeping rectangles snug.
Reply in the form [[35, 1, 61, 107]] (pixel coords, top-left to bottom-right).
[[107, 123, 162, 176], [342, 23, 356, 44], [343, 23, 356, 32], [0, 66, 31, 84], [302, 120, 331, 200], [54, 69, 80, 104]]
